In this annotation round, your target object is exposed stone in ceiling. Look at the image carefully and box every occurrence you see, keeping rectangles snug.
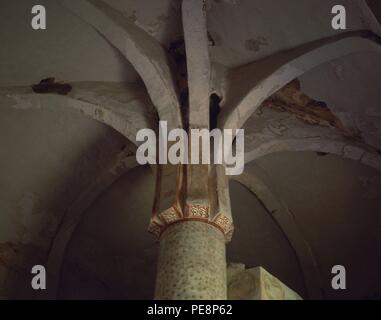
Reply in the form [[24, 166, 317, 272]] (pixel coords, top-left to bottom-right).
[[262, 79, 354, 138], [299, 51, 381, 150]]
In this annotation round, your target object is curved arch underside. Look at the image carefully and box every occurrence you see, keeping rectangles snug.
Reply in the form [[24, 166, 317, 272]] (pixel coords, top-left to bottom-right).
[[219, 33, 381, 132], [244, 107, 381, 171], [0, 82, 158, 145], [46, 154, 139, 297], [232, 170, 323, 299], [62, 0, 182, 130], [0, 82, 157, 297]]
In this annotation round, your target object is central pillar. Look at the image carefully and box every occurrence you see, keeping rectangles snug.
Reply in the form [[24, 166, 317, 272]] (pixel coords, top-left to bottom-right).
[[155, 221, 226, 300], [149, 165, 234, 300], [149, 1, 233, 300]]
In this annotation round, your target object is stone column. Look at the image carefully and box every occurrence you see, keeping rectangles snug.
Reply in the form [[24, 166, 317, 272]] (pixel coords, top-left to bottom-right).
[[149, 165, 233, 300], [148, 1, 233, 300], [155, 221, 226, 300]]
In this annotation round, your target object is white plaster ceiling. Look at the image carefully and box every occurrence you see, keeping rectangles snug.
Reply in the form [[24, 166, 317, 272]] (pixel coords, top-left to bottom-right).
[[0, 103, 127, 298], [252, 152, 381, 300], [0, 0, 140, 86], [105, 0, 183, 46], [299, 51, 381, 149], [207, 0, 374, 67]]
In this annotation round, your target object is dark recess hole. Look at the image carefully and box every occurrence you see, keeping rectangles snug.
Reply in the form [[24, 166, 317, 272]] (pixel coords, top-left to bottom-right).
[[32, 77, 72, 95], [316, 152, 328, 157], [210, 93, 222, 129]]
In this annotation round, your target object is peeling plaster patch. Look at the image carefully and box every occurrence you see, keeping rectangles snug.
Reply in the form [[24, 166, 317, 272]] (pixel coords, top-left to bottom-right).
[[145, 14, 169, 36], [334, 112, 358, 134], [126, 10, 169, 37], [245, 37, 268, 52], [262, 79, 356, 138], [268, 122, 288, 136]]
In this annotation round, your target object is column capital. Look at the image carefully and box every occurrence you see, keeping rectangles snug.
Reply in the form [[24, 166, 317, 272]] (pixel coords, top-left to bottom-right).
[[148, 204, 234, 242]]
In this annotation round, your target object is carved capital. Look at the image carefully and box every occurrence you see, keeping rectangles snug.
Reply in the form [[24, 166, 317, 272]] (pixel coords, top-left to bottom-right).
[[185, 204, 209, 219], [148, 204, 234, 242], [212, 213, 234, 242]]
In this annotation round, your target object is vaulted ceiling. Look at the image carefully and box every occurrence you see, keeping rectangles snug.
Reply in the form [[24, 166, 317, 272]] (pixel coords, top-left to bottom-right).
[[0, 0, 380, 300]]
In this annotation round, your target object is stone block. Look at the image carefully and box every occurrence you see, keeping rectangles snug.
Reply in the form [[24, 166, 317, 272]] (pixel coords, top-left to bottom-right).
[[227, 263, 302, 300]]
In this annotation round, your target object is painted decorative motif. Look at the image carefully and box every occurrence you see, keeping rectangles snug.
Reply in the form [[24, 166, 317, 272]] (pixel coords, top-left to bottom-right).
[[159, 207, 181, 224], [186, 204, 209, 219], [148, 205, 234, 242], [213, 213, 234, 242], [147, 221, 162, 238], [213, 214, 232, 232]]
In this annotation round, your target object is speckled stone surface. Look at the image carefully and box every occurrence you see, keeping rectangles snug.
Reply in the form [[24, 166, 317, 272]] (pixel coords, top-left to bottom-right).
[[155, 221, 227, 300]]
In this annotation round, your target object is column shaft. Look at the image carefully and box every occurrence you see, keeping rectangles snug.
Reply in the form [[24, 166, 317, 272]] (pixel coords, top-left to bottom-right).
[[155, 221, 227, 300]]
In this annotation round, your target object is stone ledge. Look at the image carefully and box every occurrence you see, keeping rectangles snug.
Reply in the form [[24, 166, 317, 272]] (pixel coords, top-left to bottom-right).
[[227, 263, 302, 300]]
